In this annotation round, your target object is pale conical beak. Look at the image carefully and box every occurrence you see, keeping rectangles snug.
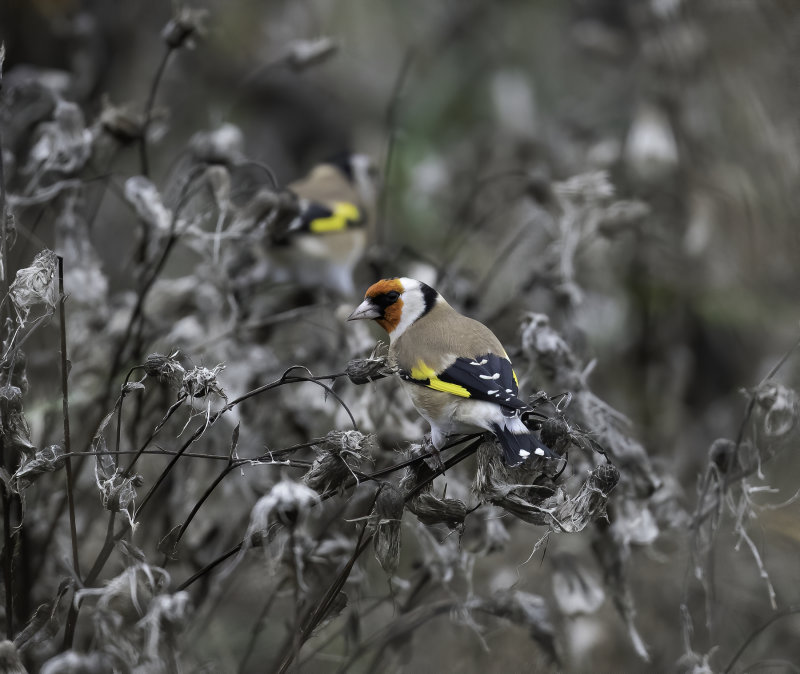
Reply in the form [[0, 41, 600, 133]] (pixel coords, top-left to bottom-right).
[[347, 299, 382, 321]]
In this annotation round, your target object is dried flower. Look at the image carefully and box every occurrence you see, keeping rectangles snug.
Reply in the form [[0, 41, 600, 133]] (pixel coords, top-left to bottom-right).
[[98, 95, 145, 143], [23, 100, 92, 177], [137, 591, 191, 660], [247, 479, 320, 533], [371, 483, 404, 575], [188, 123, 244, 165], [304, 430, 374, 494], [476, 591, 557, 663], [144, 351, 185, 387], [0, 641, 25, 674], [753, 382, 798, 437], [124, 176, 173, 233], [346, 354, 394, 385], [180, 363, 226, 399], [8, 249, 58, 321], [0, 385, 35, 457], [161, 6, 208, 49], [551, 553, 605, 616], [13, 444, 64, 491]]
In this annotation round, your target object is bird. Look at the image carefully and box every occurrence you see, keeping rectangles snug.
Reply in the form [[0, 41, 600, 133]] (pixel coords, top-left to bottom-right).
[[264, 152, 378, 297], [347, 277, 556, 466]]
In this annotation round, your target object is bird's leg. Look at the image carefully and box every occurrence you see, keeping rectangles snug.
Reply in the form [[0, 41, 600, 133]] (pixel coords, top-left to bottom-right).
[[422, 432, 445, 472]]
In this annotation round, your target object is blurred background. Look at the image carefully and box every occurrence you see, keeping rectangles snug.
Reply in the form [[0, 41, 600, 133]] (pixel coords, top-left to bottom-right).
[[2, 0, 800, 672]]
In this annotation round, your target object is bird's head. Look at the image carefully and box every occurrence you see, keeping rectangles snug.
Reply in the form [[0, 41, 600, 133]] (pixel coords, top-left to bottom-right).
[[325, 152, 379, 208], [347, 277, 439, 338]]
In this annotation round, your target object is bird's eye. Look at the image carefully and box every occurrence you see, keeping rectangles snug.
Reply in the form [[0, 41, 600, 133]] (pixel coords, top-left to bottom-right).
[[385, 291, 400, 302]]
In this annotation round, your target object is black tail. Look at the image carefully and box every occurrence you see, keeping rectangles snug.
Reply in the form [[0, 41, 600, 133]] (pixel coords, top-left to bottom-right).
[[492, 425, 555, 467]]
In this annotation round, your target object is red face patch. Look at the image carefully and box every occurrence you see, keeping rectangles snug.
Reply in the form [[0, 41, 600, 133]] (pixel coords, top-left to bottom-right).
[[365, 278, 404, 333]]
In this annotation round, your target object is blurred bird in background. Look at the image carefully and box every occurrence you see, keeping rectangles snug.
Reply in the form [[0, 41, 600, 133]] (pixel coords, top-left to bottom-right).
[[260, 152, 378, 298], [348, 277, 556, 466]]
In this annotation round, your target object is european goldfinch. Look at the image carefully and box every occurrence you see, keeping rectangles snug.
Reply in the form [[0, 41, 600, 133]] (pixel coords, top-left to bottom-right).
[[347, 277, 555, 466], [267, 152, 377, 297]]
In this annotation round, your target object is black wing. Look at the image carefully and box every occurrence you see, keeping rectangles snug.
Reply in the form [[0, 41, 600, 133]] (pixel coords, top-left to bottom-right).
[[400, 352, 528, 416]]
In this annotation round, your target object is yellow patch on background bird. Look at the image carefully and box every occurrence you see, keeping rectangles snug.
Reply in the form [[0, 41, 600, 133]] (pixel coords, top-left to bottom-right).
[[309, 202, 361, 233], [411, 360, 471, 398]]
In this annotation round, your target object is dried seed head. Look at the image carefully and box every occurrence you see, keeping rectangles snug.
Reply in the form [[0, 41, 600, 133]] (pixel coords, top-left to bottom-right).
[[0, 640, 25, 674], [248, 479, 320, 533], [13, 444, 64, 491], [0, 385, 35, 457], [405, 491, 467, 530], [144, 352, 185, 387], [189, 123, 244, 165], [99, 95, 145, 143], [371, 483, 404, 575], [304, 430, 374, 494], [540, 417, 570, 452], [753, 382, 798, 437], [180, 364, 226, 399], [124, 176, 172, 233], [9, 249, 58, 320], [162, 7, 208, 49], [75, 563, 170, 623], [345, 355, 394, 385], [477, 591, 557, 662], [708, 438, 736, 473], [551, 553, 605, 616], [137, 591, 192, 660]]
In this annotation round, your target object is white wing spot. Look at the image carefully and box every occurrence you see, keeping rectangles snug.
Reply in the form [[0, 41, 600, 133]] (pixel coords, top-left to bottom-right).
[[470, 359, 489, 366], [487, 389, 499, 395], [505, 388, 513, 393], [519, 449, 531, 458], [479, 373, 500, 380], [534, 448, 545, 456]]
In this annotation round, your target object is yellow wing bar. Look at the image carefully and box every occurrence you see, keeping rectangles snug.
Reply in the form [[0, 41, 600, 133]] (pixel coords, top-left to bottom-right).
[[309, 202, 361, 233], [410, 361, 471, 398]]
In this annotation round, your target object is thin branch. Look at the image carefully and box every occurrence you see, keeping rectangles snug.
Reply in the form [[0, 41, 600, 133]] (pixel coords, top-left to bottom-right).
[[57, 256, 81, 648], [722, 605, 800, 673], [140, 46, 174, 177]]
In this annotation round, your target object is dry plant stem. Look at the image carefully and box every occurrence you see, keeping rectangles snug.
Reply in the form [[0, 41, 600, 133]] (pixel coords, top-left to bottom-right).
[[274, 440, 482, 673], [61, 511, 117, 652], [176, 542, 242, 592], [58, 257, 81, 649], [237, 582, 284, 674], [135, 370, 356, 521], [376, 47, 415, 253], [0, 450, 11, 640], [104, 166, 206, 411], [722, 605, 800, 673], [140, 46, 174, 177], [0, 65, 13, 639], [176, 434, 480, 594], [122, 393, 188, 477], [275, 492, 379, 674]]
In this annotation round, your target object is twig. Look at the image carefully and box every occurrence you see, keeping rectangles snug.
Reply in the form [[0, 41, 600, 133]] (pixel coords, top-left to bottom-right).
[[237, 581, 284, 674], [0, 42, 14, 641], [140, 46, 174, 177], [722, 605, 800, 673], [57, 256, 81, 648], [375, 47, 416, 255]]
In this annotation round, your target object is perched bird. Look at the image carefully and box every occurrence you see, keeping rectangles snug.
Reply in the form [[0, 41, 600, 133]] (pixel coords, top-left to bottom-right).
[[265, 152, 378, 297], [347, 277, 555, 466]]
